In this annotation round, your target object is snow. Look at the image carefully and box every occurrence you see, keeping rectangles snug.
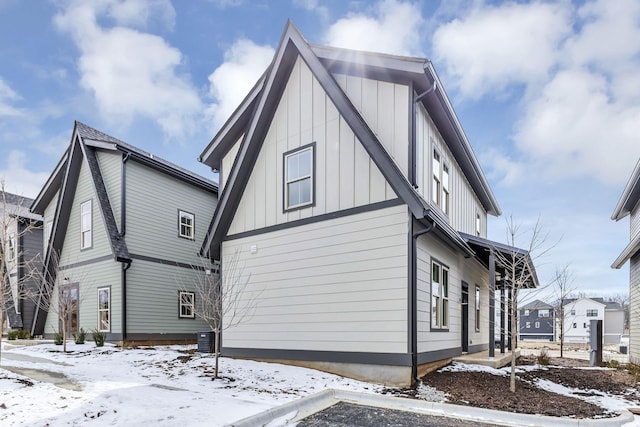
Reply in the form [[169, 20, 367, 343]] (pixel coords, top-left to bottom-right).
[[1, 342, 639, 426]]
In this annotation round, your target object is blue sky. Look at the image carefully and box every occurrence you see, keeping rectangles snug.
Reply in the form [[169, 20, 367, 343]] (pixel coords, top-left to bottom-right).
[[1, 0, 638, 299]]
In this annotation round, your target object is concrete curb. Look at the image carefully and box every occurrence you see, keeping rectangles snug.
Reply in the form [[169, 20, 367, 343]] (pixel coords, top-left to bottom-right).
[[227, 389, 635, 427]]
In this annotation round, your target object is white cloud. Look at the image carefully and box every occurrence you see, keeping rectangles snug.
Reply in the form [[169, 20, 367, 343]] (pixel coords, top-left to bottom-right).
[[434, 0, 640, 187], [324, 0, 424, 56], [432, 1, 571, 100], [53, 0, 201, 140], [0, 150, 50, 198], [0, 78, 24, 118], [105, 0, 176, 30], [293, 0, 329, 21], [206, 39, 274, 130]]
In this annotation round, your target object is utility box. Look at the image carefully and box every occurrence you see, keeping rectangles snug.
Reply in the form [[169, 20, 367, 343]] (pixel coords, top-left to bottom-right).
[[197, 331, 215, 353], [589, 319, 603, 366]]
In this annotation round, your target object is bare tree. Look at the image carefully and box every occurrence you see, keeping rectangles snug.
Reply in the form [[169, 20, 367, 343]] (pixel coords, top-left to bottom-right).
[[552, 266, 577, 358], [0, 184, 42, 363], [492, 215, 554, 393], [187, 249, 257, 379]]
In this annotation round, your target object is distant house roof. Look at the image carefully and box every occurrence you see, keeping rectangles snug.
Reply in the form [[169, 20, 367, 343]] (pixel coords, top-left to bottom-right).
[[0, 192, 41, 221], [520, 299, 553, 310], [199, 21, 503, 260]]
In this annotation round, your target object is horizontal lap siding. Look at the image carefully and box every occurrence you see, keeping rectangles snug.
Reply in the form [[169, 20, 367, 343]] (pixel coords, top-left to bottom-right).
[[126, 260, 209, 334], [416, 233, 489, 353], [96, 151, 121, 231], [630, 255, 640, 362], [222, 204, 408, 353], [43, 193, 59, 249]]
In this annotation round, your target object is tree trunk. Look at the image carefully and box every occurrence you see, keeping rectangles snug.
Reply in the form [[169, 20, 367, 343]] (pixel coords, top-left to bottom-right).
[[560, 307, 564, 358], [214, 327, 220, 379], [510, 289, 517, 393]]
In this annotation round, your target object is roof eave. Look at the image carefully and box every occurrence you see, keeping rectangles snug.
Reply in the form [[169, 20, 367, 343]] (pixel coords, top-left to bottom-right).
[[612, 159, 640, 220]]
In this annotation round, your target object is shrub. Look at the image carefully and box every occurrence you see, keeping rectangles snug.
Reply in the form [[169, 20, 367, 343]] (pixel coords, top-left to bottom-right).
[[627, 363, 640, 380], [537, 347, 551, 365], [7, 329, 30, 340], [92, 329, 106, 347], [607, 359, 620, 369], [54, 331, 63, 345], [73, 328, 86, 344]]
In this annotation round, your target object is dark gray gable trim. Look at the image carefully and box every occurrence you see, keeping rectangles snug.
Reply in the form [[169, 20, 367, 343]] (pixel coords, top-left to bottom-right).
[[225, 198, 404, 241], [222, 347, 412, 367], [416, 347, 461, 365], [59, 254, 113, 271], [129, 253, 206, 271], [31, 148, 69, 215], [203, 21, 430, 258], [80, 144, 130, 262]]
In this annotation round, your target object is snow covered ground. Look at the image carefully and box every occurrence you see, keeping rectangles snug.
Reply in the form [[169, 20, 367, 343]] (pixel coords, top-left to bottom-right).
[[1, 341, 639, 426]]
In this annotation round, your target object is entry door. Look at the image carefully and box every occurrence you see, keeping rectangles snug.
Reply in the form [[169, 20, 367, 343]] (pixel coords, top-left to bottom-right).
[[61, 284, 79, 337], [461, 282, 469, 353]]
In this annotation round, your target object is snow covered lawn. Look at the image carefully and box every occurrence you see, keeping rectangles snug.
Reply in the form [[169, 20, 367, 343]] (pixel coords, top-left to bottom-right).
[[0, 341, 379, 426]]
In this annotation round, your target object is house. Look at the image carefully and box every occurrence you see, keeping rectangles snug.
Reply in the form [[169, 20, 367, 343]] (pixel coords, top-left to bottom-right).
[[612, 159, 640, 362], [518, 299, 554, 341], [1, 192, 43, 333], [198, 22, 538, 387], [560, 298, 606, 344], [29, 121, 218, 342], [597, 298, 625, 345]]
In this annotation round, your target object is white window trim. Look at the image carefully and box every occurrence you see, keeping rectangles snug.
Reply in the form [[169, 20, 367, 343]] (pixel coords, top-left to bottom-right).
[[80, 200, 92, 249], [8, 232, 15, 261], [179, 291, 195, 319], [97, 287, 110, 332], [431, 146, 451, 216], [431, 260, 449, 330], [178, 210, 195, 240], [284, 144, 315, 211], [475, 285, 480, 332]]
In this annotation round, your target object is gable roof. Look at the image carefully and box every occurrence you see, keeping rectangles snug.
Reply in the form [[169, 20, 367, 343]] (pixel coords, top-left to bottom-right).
[[200, 21, 499, 259], [521, 299, 553, 310], [30, 121, 218, 335]]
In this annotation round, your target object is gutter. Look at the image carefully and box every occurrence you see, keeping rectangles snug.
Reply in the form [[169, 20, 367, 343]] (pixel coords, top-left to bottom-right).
[[121, 152, 131, 341]]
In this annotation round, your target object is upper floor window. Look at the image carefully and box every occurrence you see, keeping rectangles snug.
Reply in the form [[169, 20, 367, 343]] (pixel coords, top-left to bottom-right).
[[441, 164, 450, 215], [284, 144, 315, 211], [524, 309, 530, 316], [586, 309, 598, 317], [8, 233, 15, 261], [179, 210, 195, 240], [570, 309, 576, 316], [432, 149, 441, 205], [431, 148, 450, 215], [476, 213, 481, 236], [80, 200, 92, 249], [539, 309, 550, 317], [431, 260, 449, 330]]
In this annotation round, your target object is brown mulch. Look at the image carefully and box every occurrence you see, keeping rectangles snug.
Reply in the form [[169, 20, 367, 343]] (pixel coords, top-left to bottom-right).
[[391, 356, 640, 419]]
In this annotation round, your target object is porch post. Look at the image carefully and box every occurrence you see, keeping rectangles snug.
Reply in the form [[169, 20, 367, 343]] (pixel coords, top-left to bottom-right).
[[489, 249, 496, 358], [500, 285, 505, 354]]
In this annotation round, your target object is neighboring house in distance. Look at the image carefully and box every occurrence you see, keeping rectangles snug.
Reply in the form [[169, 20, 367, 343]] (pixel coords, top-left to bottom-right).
[[30, 122, 218, 342], [597, 298, 625, 345], [561, 298, 606, 344], [518, 300, 554, 342], [1, 192, 43, 332], [199, 22, 538, 386], [612, 159, 640, 363]]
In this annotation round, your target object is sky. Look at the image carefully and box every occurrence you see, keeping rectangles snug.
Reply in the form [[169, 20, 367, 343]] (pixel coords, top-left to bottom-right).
[[0, 0, 638, 299]]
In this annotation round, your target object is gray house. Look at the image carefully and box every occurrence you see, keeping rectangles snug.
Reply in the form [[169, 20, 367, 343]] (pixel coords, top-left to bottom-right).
[[199, 22, 538, 386], [30, 122, 218, 342], [612, 159, 640, 362], [518, 299, 554, 341], [1, 192, 42, 333]]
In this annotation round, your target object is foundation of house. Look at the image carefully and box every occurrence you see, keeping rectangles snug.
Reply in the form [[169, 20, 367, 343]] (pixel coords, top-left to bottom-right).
[[453, 349, 519, 369]]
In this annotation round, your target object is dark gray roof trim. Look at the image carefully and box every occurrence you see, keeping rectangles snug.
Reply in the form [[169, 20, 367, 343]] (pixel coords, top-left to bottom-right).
[[612, 231, 640, 269], [612, 159, 640, 220], [459, 232, 540, 289], [520, 299, 553, 310]]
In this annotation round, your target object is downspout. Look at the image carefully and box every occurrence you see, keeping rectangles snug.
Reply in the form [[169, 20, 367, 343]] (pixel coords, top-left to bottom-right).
[[121, 152, 131, 341], [410, 218, 435, 384]]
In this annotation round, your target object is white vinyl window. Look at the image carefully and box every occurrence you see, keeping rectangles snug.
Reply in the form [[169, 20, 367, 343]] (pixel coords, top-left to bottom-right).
[[80, 200, 92, 249], [586, 309, 598, 317], [476, 212, 481, 236], [179, 210, 195, 240], [179, 291, 195, 319], [97, 287, 110, 332], [475, 285, 480, 332], [7, 232, 15, 261], [432, 149, 441, 205], [284, 145, 314, 210], [526, 322, 531, 329], [442, 164, 450, 215], [432, 147, 451, 215], [535, 321, 540, 328], [539, 309, 549, 317], [431, 261, 449, 329]]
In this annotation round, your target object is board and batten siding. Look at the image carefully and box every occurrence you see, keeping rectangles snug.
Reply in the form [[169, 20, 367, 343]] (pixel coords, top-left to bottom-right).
[[222, 204, 409, 353], [96, 150, 122, 231], [125, 260, 209, 334], [220, 136, 242, 192], [125, 160, 217, 265], [59, 157, 112, 264], [630, 254, 640, 363], [44, 260, 121, 335], [415, 103, 486, 237], [43, 191, 59, 249], [416, 233, 489, 353], [227, 56, 397, 236]]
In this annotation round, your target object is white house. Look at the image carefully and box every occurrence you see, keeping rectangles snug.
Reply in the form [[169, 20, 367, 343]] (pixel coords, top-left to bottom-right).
[[561, 298, 611, 344], [199, 21, 538, 386]]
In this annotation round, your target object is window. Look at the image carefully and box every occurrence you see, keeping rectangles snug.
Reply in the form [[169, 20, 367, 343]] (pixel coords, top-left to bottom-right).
[[179, 210, 195, 239], [432, 149, 441, 205], [441, 164, 450, 215], [539, 309, 549, 317], [475, 286, 480, 332], [535, 321, 540, 328], [7, 232, 15, 261], [476, 213, 481, 236], [284, 144, 314, 210], [431, 261, 449, 329], [179, 291, 195, 319], [584, 322, 588, 329], [97, 287, 110, 332], [524, 309, 530, 316], [570, 310, 576, 316], [80, 200, 92, 249], [573, 323, 577, 328], [525, 322, 531, 328], [586, 309, 598, 317]]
